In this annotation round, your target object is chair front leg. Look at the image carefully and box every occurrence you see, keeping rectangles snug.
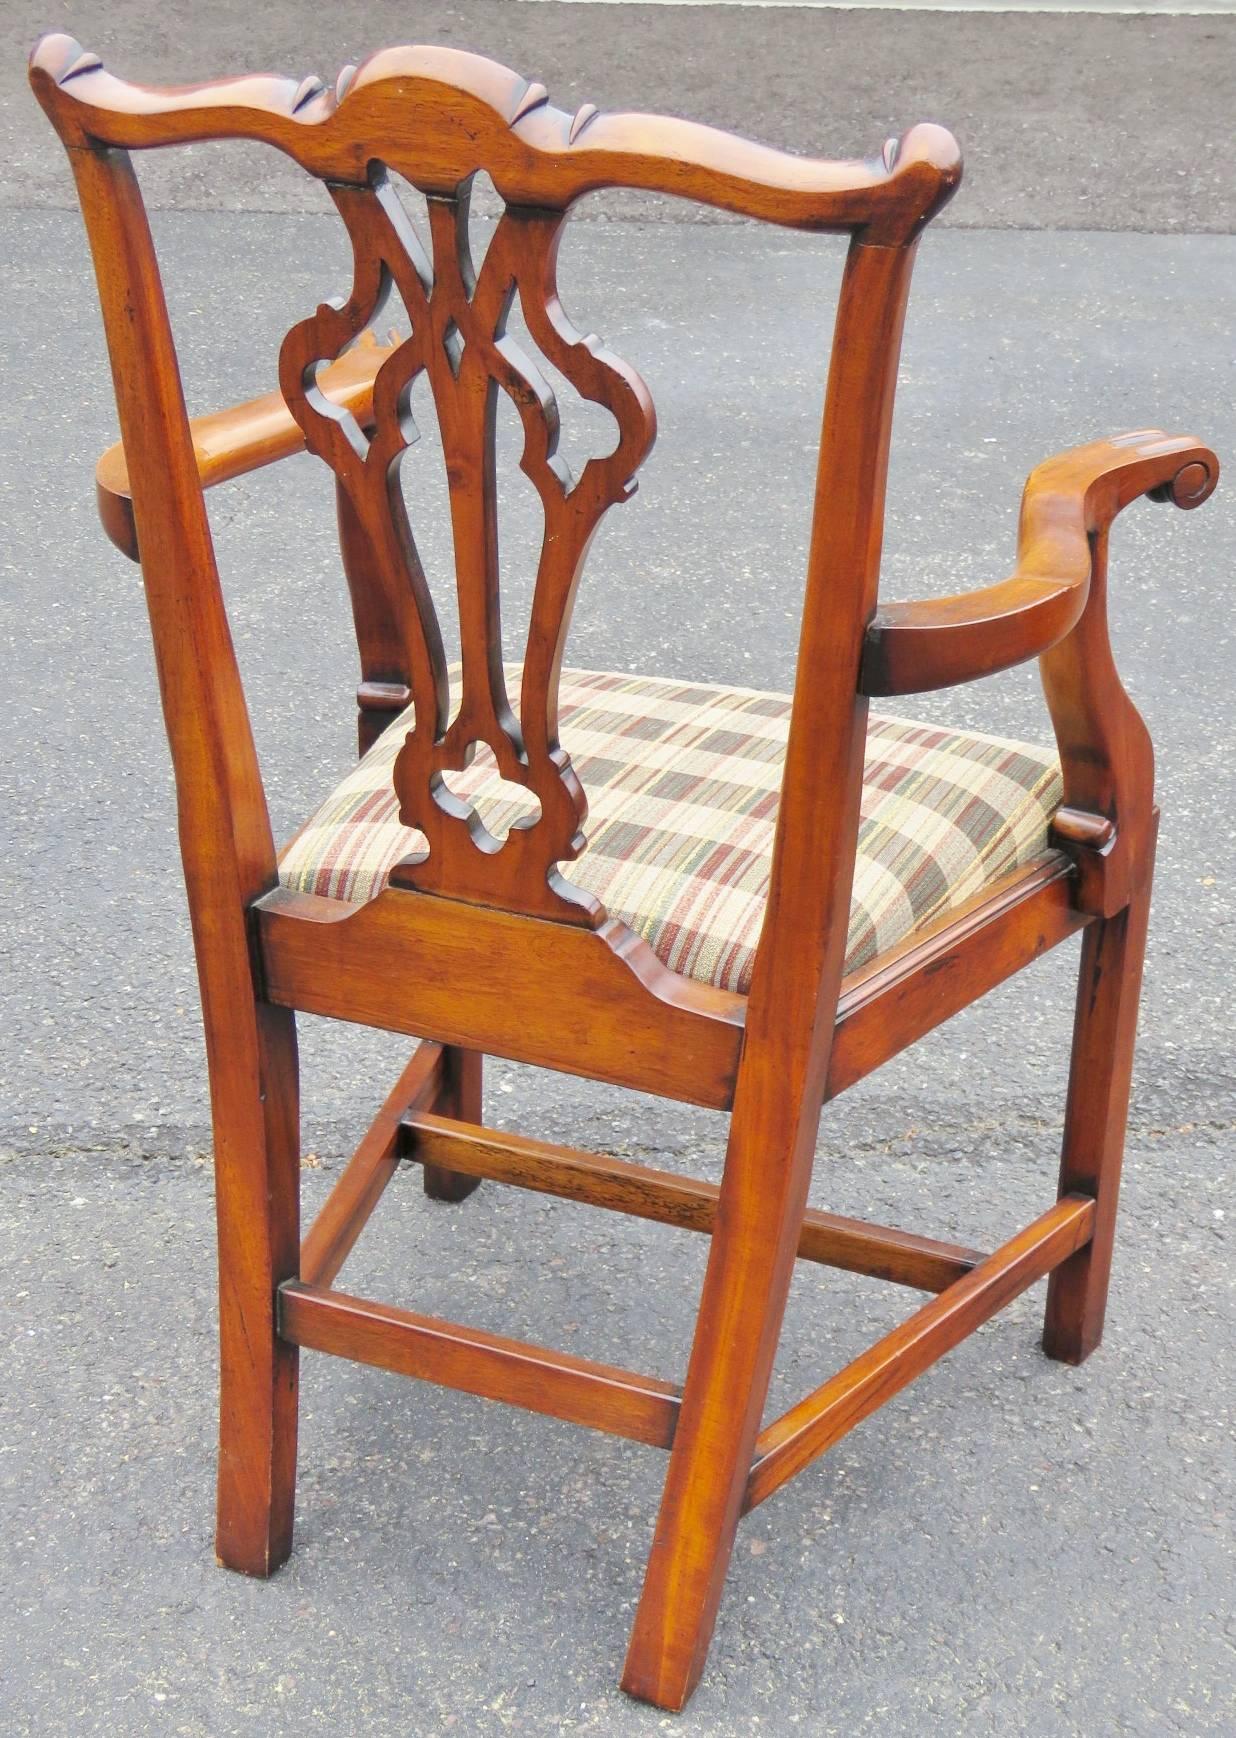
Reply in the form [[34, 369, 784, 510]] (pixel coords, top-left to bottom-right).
[[421, 1047, 484, 1202], [213, 1001, 301, 1576], [621, 1070, 822, 1710], [1043, 855, 1155, 1365]]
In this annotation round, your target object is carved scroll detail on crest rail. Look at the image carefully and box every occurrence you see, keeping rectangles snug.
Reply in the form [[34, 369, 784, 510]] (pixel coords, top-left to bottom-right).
[[279, 167, 656, 924]]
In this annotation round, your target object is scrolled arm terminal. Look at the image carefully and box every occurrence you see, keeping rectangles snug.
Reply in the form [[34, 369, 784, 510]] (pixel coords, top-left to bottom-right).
[[860, 430, 1218, 697]]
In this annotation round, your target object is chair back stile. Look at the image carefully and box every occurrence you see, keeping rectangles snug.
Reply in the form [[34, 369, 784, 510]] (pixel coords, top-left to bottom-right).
[[31, 36, 961, 1029], [744, 235, 922, 1075], [50, 137, 305, 1460], [54, 141, 280, 1033]]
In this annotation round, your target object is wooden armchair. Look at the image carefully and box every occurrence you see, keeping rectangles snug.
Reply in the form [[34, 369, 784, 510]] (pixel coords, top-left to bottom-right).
[[32, 34, 1218, 1712]]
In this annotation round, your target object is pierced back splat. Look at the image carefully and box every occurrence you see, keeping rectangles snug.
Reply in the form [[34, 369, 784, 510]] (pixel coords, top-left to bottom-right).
[[280, 167, 656, 925]]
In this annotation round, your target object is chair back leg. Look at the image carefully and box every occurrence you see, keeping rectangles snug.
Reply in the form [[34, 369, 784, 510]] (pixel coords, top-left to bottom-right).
[[621, 1065, 824, 1710], [213, 1001, 302, 1576], [1043, 837, 1156, 1364]]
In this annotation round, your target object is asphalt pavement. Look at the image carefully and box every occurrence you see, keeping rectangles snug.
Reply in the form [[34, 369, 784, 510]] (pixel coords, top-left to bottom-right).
[[2, 4, 1234, 1735]]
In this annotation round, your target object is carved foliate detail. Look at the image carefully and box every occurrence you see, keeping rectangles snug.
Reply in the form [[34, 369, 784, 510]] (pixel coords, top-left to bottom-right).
[[279, 166, 655, 924]]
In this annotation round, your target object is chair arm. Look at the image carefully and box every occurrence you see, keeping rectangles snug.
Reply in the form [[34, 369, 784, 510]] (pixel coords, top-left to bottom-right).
[[860, 430, 1218, 696], [96, 328, 400, 560]]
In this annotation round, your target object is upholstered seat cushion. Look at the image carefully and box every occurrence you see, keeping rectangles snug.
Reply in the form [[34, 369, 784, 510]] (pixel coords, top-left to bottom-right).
[[279, 668, 1064, 993]]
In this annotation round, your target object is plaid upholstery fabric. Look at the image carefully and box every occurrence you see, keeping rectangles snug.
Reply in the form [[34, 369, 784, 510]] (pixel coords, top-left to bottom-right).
[[279, 668, 1064, 992]]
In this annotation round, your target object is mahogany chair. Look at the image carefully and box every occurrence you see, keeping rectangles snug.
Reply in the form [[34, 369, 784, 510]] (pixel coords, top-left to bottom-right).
[[32, 34, 1218, 1711]]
